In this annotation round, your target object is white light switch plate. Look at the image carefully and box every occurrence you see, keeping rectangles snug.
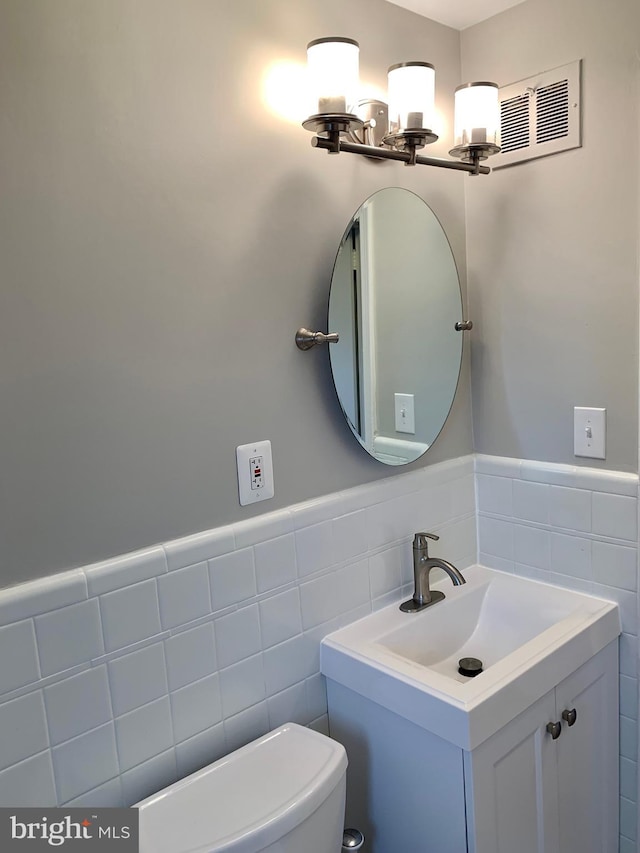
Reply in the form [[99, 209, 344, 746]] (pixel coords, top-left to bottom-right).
[[573, 407, 606, 459], [236, 440, 274, 506], [394, 393, 415, 434]]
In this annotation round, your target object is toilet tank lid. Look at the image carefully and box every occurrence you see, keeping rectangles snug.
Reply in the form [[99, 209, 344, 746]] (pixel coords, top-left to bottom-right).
[[136, 723, 347, 853]]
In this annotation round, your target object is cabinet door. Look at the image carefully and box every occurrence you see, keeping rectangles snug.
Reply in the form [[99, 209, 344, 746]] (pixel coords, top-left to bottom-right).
[[555, 642, 619, 853], [464, 688, 560, 853]]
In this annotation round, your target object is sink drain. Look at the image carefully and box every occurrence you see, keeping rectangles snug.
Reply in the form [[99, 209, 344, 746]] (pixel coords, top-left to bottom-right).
[[458, 657, 483, 677]]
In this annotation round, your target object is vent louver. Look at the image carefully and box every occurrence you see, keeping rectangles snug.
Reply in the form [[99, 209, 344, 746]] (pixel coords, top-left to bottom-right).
[[536, 79, 570, 143], [493, 60, 581, 168], [500, 93, 530, 152]]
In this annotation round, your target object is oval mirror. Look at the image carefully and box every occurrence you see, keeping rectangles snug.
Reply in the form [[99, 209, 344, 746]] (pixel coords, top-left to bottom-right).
[[328, 187, 463, 465]]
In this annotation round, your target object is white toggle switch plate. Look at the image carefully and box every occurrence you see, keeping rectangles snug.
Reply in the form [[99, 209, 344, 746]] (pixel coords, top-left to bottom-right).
[[395, 393, 415, 434], [573, 407, 606, 459], [236, 440, 274, 506]]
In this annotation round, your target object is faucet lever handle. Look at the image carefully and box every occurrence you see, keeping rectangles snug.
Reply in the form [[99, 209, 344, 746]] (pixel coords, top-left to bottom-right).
[[413, 532, 439, 552]]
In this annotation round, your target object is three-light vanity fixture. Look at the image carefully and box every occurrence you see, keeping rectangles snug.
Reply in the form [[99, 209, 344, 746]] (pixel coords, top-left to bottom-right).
[[302, 37, 501, 175]]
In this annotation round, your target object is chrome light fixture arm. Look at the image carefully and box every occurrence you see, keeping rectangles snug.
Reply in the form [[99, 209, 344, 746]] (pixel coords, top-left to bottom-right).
[[310, 134, 491, 174]]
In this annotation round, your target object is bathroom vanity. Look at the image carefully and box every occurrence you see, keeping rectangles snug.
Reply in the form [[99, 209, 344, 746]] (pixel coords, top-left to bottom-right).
[[321, 566, 620, 853]]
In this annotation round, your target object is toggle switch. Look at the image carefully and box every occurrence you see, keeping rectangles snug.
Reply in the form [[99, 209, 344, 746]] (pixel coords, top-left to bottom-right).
[[573, 407, 606, 459], [394, 393, 415, 434]]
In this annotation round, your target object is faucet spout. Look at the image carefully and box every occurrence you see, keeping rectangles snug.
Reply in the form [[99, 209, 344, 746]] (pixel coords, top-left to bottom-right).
[[418, 558, 466, 599], [400, 532, 466, 613]]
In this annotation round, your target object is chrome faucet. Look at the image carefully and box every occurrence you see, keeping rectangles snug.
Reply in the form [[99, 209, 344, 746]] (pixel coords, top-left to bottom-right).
[[400, 532, 466, 613]]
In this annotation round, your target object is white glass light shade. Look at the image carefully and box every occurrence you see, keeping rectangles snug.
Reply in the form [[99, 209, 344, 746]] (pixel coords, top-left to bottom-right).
[[307, 37, 359, 116], [387, 62, 435, 132], [453, 82, 500, 148]]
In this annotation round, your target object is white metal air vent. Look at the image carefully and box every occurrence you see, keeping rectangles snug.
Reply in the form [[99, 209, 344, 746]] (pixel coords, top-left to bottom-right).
[[493, 60, 581, 168]]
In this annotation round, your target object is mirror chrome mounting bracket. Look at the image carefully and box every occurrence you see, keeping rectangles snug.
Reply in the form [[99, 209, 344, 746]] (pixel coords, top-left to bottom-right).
[[455, 320, 473, 331], [296, 328, 340, 351]]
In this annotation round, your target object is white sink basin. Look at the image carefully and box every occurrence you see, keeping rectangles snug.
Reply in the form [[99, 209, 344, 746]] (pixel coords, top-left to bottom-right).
[[380, 570, 591, 681], [321, 565, 620, 750]]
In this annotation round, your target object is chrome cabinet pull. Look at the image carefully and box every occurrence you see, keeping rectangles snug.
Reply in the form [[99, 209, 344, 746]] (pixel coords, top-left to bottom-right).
[[546, 721, 562, 739], [562, 708, 577, 727]]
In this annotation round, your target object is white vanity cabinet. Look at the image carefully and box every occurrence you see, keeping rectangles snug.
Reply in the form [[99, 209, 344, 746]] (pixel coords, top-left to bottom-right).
[[465, 641, 618, 853], [326, 641, 619, 853]]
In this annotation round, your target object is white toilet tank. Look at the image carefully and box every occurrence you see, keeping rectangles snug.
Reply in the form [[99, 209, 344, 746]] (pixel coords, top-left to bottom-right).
[[136, 723, 347, 853]]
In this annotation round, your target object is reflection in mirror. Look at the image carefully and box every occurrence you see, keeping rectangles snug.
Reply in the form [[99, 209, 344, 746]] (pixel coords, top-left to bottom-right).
[[328, 188, 463, 465]]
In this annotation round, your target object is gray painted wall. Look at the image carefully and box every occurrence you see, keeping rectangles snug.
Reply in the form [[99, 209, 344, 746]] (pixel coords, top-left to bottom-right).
[[0, 0, 473, 587], [462, 0, 640, 472]]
